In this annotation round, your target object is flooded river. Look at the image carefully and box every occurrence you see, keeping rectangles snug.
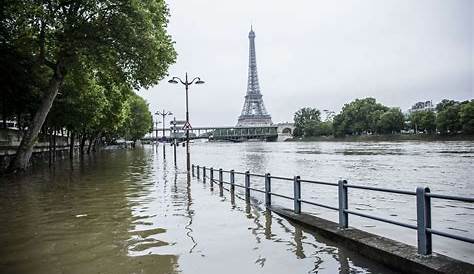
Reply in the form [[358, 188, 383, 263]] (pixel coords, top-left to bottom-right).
[[0, 141, 473, 273]]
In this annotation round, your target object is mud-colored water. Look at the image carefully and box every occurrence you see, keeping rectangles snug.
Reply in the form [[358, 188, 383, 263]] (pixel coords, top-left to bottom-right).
[[0, 140, 472, 273]]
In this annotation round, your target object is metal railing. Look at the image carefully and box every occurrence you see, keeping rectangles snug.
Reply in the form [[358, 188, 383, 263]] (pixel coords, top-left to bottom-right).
[[191, 164, 474, 256]]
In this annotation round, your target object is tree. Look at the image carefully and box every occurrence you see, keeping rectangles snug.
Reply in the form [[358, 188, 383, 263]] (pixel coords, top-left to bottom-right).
[[0, 45, 43, 129], [460, 100, 474, 134], [293, 108, 321, 137], [409, 110, 436, 134], [420, 111, 436, 134], [332, 98, 388, 136], [4, 0, 176, 172], [377, 108, 404, 134], [120, 95, 153, 144], [437, 105, 462, 134], [436, 99, 458, 112]]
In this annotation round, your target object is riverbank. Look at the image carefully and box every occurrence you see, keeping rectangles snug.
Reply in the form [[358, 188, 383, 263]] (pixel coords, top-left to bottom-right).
[[287, 134, 474, 142], [271, 206, 474, 274]]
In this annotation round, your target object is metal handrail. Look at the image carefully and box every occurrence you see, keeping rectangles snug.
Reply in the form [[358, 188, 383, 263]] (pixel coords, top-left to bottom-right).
[[426, 193, 474, 203], [299, 179, 338, 187], [191, 164, 474, 256], [269, 192, 294, 200], [270, 175, 294, 181], [248, 173, 266, 178], [344, 209, 417, 230], [300, 199, 339, 211], [346, 184, 416, 196], [427, 228, 474, 244]]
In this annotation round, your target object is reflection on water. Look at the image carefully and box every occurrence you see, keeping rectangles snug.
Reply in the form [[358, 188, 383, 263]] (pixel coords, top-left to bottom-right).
[[0, 150, 179, 274], [192, 141, 474, 263], [0, 147, 400, 273]]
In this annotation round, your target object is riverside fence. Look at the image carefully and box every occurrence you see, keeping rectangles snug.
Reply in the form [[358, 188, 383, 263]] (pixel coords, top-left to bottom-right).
[[191, 164, 474, 256]]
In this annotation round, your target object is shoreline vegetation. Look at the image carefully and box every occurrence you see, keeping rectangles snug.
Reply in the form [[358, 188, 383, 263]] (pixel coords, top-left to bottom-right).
[[287, 134, 474, 142], [292, 98, 474, 141], [1, 1, 176, 173]]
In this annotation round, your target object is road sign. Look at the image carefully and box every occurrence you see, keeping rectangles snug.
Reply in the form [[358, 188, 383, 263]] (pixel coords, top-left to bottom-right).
[[182, 121, 192, 130], [170, 120, 186, 125]]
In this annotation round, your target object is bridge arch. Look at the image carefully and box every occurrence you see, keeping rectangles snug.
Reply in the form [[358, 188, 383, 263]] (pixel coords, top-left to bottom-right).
[[282, 127, 292, 134]]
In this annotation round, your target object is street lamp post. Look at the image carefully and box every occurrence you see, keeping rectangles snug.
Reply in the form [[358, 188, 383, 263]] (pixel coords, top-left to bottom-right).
[[155, 110, 173, 159], [171, 117, 177, 166], [153, 116, 161, 151], [168, 73, 204, 174]]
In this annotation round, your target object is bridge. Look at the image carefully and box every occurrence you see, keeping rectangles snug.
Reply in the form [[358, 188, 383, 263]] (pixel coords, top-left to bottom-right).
[[144, 126, 282, 142]]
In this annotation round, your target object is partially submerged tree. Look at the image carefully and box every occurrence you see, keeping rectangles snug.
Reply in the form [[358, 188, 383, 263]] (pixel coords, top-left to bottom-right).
[[120, 95, 153, 145], [3, 0, 176, 172]]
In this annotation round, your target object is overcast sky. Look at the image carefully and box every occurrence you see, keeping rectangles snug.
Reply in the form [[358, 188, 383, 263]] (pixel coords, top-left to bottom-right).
[[138, 0, 473, 126]]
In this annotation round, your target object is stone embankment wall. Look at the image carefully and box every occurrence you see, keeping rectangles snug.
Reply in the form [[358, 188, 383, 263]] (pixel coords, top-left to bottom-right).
[[0, 129, 72, 172]]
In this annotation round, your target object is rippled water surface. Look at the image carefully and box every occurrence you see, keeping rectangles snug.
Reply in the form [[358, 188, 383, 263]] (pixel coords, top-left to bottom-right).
[[0, 141, 473, 273]]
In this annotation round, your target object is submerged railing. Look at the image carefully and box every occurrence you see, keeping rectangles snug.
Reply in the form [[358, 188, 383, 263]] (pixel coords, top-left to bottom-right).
[[191, 164, 474, 256]]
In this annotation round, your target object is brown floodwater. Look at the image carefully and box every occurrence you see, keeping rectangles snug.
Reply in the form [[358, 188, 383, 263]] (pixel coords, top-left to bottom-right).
[[0, 146, 400, 274], [1, 141, 473, 273]]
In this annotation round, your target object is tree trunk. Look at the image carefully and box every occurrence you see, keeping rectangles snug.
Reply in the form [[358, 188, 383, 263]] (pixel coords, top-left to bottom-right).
[[92, 133, 100, 152], [87, 137, 93, 154], [79, 134, 86, 155], [53, 128, 57, 162], [69, 131, 75, 159], [48, 127, 52, 167], [17, 112, 21, 130], [7, 63, 64, 173]]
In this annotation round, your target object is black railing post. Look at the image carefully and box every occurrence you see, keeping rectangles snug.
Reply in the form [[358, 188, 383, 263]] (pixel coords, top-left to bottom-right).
[[265, 173, 271, 207], [294, 176, 301, 214], [192, 164, 195, 177], [245, 171, 251, 202], [219, 168, 223, 188], [203, 166, 207, 183], [210, 167, 214, 188], [197, 165, 200, 179], [338, 180, 348, 228], [416, 186, 432, 255], [230, 169, 235, 193]]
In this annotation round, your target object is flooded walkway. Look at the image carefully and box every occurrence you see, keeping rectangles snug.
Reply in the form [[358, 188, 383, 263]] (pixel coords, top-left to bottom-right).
[[0, 148, 396, 273]]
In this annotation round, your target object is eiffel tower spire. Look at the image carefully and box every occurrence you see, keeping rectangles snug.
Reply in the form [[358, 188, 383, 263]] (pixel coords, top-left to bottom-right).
[[237, 26, 272, 127]]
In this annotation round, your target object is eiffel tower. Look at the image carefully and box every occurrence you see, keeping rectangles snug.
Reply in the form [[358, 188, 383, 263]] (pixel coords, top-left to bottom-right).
[[237, 26, 273, 127]]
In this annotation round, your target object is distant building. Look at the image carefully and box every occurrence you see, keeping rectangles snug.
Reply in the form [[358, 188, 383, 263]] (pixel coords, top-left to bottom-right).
[[236, 26, 273, 127], [408, 100, 435, 113]]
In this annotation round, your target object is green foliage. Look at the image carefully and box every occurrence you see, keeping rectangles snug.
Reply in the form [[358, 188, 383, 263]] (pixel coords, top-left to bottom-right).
[[436, 99, 458, 112], [1, 0, 176, 168], [436, 104, 462, 134], [377, 108, 405, 134], [293, 108, 321, 137], [120, 95, 153, 142], [409, 111, 436, 134], [460, 100, 474, 134], [3, 0, 176, 88], [333, 98, 389, 136]]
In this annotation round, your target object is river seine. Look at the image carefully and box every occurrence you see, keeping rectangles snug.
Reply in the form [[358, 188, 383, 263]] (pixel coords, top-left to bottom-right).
[[0, 140, 472, 273]]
